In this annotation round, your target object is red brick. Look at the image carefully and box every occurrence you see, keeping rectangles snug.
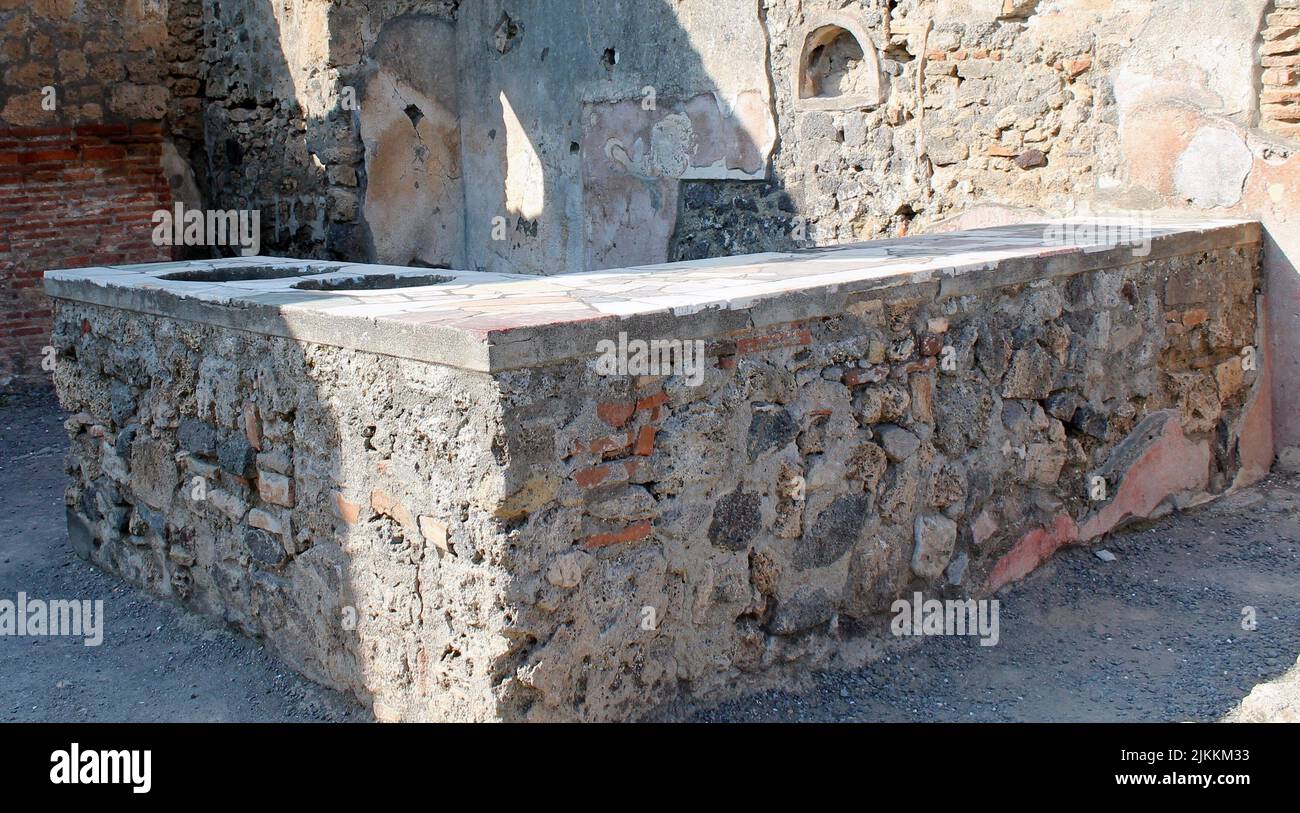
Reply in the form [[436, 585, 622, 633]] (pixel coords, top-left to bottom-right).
[[584, 520, 653, 549], [0, 125, 171, 388], [74, 124, 131, 137], [635, 391, 668, 412], [897, 356, 938, 375], [570, 431, 632, 458], [575, 463, 613, 488], [735, 327, 812, 355], [82, 145, 128, 162], [596, 400, 636, 428], [842, 365, 889, 386], [633, 425, 657, 456], [21, 149, 79, 164], [573, 460, 637, 488]]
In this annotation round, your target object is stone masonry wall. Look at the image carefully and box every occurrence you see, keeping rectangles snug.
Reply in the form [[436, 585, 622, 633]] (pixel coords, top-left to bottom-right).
[[488, 242, 1268, 720], [670, 0, 1118, 255], [200, 0, 460, 261], [186, 0, 1300, 463], [50, 239, 1269, 721], [51, 304, 516, 721]]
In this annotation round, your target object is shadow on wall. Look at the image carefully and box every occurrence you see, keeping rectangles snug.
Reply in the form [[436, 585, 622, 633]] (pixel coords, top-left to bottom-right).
[[116, 0, 791, 721], [453, 0, 783, 274], [60, 1, 1292, 721], [203, 0, 799, 274]]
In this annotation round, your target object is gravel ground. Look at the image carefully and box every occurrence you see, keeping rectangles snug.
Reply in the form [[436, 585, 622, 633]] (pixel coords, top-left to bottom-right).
[[2, 386, 1297, 723], [678, 473, 1300, 722]]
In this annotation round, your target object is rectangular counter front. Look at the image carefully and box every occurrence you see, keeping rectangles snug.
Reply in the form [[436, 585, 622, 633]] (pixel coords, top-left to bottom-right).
[[45, 218, 1272, 720]]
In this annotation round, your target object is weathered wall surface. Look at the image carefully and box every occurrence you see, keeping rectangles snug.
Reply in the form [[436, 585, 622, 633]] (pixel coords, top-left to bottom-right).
[[1097, 0, 1300, 469], [455, 0, 777, 275], [190, 0, 1300, 465], [0, 0, 198, 131], [0, 0, 203, 391], [200, 0, 464, 264], [359, 14, 463, 269], [50, 236, 1267, 721], [51, 302, 518, 720], [492, 242, 1267, 720], [197, 0, 779, 272], [0, 124, 174, 388]]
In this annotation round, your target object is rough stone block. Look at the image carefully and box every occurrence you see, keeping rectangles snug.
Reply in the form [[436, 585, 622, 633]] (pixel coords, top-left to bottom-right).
[[912, 514, 957, 578], [876, 424, 920, 462], [217, 435, 257, 479], [257, 472, 295, 507]]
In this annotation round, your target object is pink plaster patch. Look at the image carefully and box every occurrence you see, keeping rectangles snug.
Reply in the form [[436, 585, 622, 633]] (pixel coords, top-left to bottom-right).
[[986, 512, 1078, 592], [1078, 418, 1210, 542]]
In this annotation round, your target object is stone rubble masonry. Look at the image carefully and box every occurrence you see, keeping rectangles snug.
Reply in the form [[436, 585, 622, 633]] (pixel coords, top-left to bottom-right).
[[6, 0, 1298, 466], [46, 221, 1268, 721]]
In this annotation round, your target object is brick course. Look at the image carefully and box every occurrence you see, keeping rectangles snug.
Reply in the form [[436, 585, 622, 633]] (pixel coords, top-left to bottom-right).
[[1260, 1, 1300, 137], [0, 124, 172, 389]]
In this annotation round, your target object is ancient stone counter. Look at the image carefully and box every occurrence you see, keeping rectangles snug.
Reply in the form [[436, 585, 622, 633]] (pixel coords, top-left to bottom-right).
[[45, 218, 1271, 721]]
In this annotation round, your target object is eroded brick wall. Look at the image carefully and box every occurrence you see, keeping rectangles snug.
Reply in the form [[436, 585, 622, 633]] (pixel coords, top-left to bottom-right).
[[0, 0, 201, 391], [1260, 0, 1300, 137], [0, 125, 173, 388]]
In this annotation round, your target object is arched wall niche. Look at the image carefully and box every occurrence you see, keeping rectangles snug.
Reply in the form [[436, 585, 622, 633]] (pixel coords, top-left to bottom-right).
[[793, 10, 884, 111]]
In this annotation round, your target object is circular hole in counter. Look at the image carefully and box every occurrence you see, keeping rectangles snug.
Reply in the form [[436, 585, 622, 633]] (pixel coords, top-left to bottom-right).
[[291, 273, 454, 291], [159, 265, 329, 283]]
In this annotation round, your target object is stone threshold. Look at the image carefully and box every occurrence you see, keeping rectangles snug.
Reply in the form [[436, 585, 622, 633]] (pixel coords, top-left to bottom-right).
[[44, 217, 1259, 373]]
